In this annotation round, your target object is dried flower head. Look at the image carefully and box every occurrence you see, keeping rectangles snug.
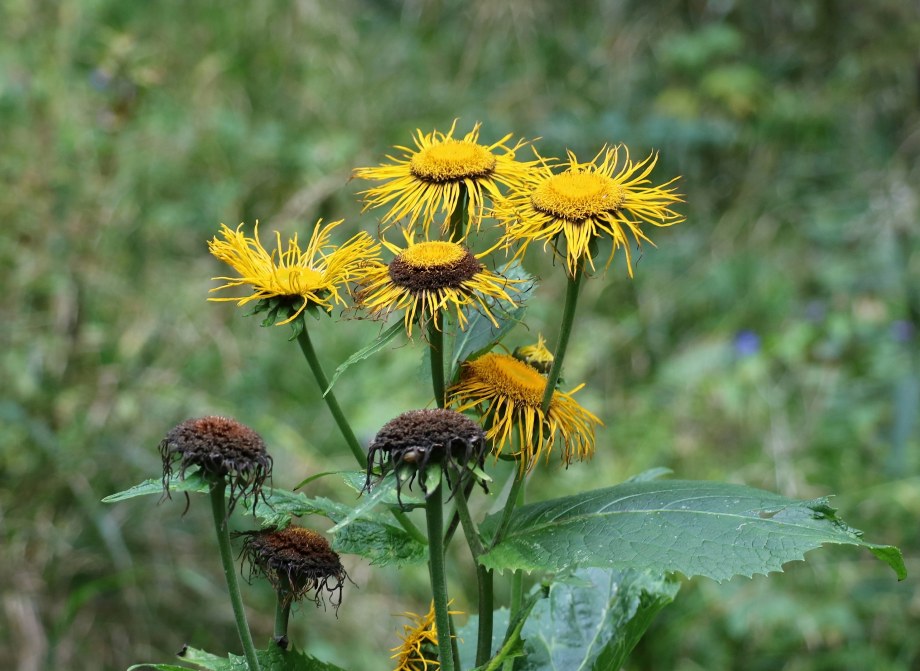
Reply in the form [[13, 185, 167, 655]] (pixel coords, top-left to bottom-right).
[[512, 333, 554, 374], [209, 220, 379, 325], [366, 409, 487, 506], [356, 230, 522, 337], [496, 146, 683, 277], [238, 526, 349, 611], [355, 120, 535, 238], [391, 601, 461, 671], [448, 353, 601, 472], [160, 416, 272, 513]]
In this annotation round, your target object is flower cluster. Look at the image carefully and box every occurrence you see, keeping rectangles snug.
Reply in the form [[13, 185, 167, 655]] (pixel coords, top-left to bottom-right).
[[145, 120, 684, 670]]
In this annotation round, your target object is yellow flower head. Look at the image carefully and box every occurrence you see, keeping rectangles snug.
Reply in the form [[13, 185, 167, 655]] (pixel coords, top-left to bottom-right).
[[354, 120, 534, 238], [512, 333, 554, 374], [209, 220, 379, 325], [496, 146, 684, 277], [391, 601, 460, 671], [355, 229, 522, 337], [448, 353, 601, 472]]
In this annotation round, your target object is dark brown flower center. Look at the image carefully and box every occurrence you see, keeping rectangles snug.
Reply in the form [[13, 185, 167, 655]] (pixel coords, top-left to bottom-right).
[[388, 242, 482, 293]]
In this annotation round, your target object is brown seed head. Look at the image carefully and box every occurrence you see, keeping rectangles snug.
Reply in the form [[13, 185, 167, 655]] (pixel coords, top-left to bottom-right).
[[239, 526, 349, 611], [159, 416, 272, 514], [366, 408, 487, 505]]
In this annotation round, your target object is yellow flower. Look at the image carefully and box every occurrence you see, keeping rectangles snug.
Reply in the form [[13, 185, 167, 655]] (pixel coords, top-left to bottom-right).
[[391, 601, 460, 671], [496, 146, 684, 277], [354, 120, 534, 238], [448, 353, 601, 472], [208, 220, 379, 325], [512, 333, 554, 374], [355, 229, 522, 337]]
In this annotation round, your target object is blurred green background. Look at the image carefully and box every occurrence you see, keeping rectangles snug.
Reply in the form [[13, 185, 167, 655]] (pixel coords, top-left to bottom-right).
[[2, 1, 918, 669]]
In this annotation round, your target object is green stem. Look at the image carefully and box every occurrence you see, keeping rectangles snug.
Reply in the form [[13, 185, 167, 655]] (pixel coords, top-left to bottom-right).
[[442, 479, 474, 548], [541, 265, 585, 412], [488, 467, 526, 550], [209, 480, 261, 671], [451, 484, 492, 667], [426, 484, 455, 671], [448, 183, 467, 241], [429, 310, 446, 408], [490, 267, 584, 551], [476, 567, 494, 666], [296, 328, 425, 544], [507, 263, 587, 665], [273, 593, 291, 642], [296, 328, 366, 468]]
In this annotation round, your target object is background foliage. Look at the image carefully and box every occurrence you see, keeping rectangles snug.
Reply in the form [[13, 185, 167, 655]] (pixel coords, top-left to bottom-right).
[[1, 1, 918, 669]]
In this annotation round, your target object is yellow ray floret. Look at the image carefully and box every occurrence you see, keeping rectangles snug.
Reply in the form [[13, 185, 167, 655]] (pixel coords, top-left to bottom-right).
[[448, 353, 601, 472], [209, 220, 380, 324], [512, 333, 554, 374], [355, 120, 535, 238], [391, 601, 460, 671], [356, 229, 522, 337], [496, 146, 684, 277]]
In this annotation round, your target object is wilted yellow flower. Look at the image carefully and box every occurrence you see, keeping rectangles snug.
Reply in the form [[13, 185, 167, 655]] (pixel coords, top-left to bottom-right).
[[496, 146, 683, 277], [391, 601, 460, 671], [208, 220, 379, 325], [355, 230, 522, 337], [448, 353, 601, 472], [354, 120, 534, 238]]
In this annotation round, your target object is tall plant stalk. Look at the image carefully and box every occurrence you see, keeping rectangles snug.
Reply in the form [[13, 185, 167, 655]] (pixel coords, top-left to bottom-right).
[[209, 479, 261, 671], [295, 328, 426, 546]]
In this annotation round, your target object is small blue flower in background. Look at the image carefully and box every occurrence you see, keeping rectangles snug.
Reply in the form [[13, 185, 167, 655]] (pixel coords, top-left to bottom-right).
[[891, 320, 915, 343], [733, 329, 761, 357]]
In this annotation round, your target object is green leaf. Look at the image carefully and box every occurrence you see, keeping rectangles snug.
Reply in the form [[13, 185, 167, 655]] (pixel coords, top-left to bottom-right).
[[129, 643, 348, 671], [323, 321, 403, 395], [245, 485, 426, 567], [332, 516, 427, 566], [339, 470, 424, 507], [478, 479, 906, 582], [520, 568, 679, 671], [449, 261, 535, 379], [102, 471, 209, 503], [458, 587, 543, 670]]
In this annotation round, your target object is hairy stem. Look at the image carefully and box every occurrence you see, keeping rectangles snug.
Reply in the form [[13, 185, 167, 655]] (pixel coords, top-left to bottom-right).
[[429, 310, 446, 408], [209, 479, 261, 671], [296, 327, 425, 544], [273, 593, 291, 643], [541, 265, 584, 411], [452, 482, 493, 666], [448, 183, 468, 241], [296, 328, 366, 468], [426, 484, 456, 671]]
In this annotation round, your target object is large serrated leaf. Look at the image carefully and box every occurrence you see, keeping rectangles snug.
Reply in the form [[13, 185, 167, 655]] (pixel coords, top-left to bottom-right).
[[478, 480, 906, 582], [129, 643, 348, 671], [521, 568, 678, 671], [323, 321, 403, 395]]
